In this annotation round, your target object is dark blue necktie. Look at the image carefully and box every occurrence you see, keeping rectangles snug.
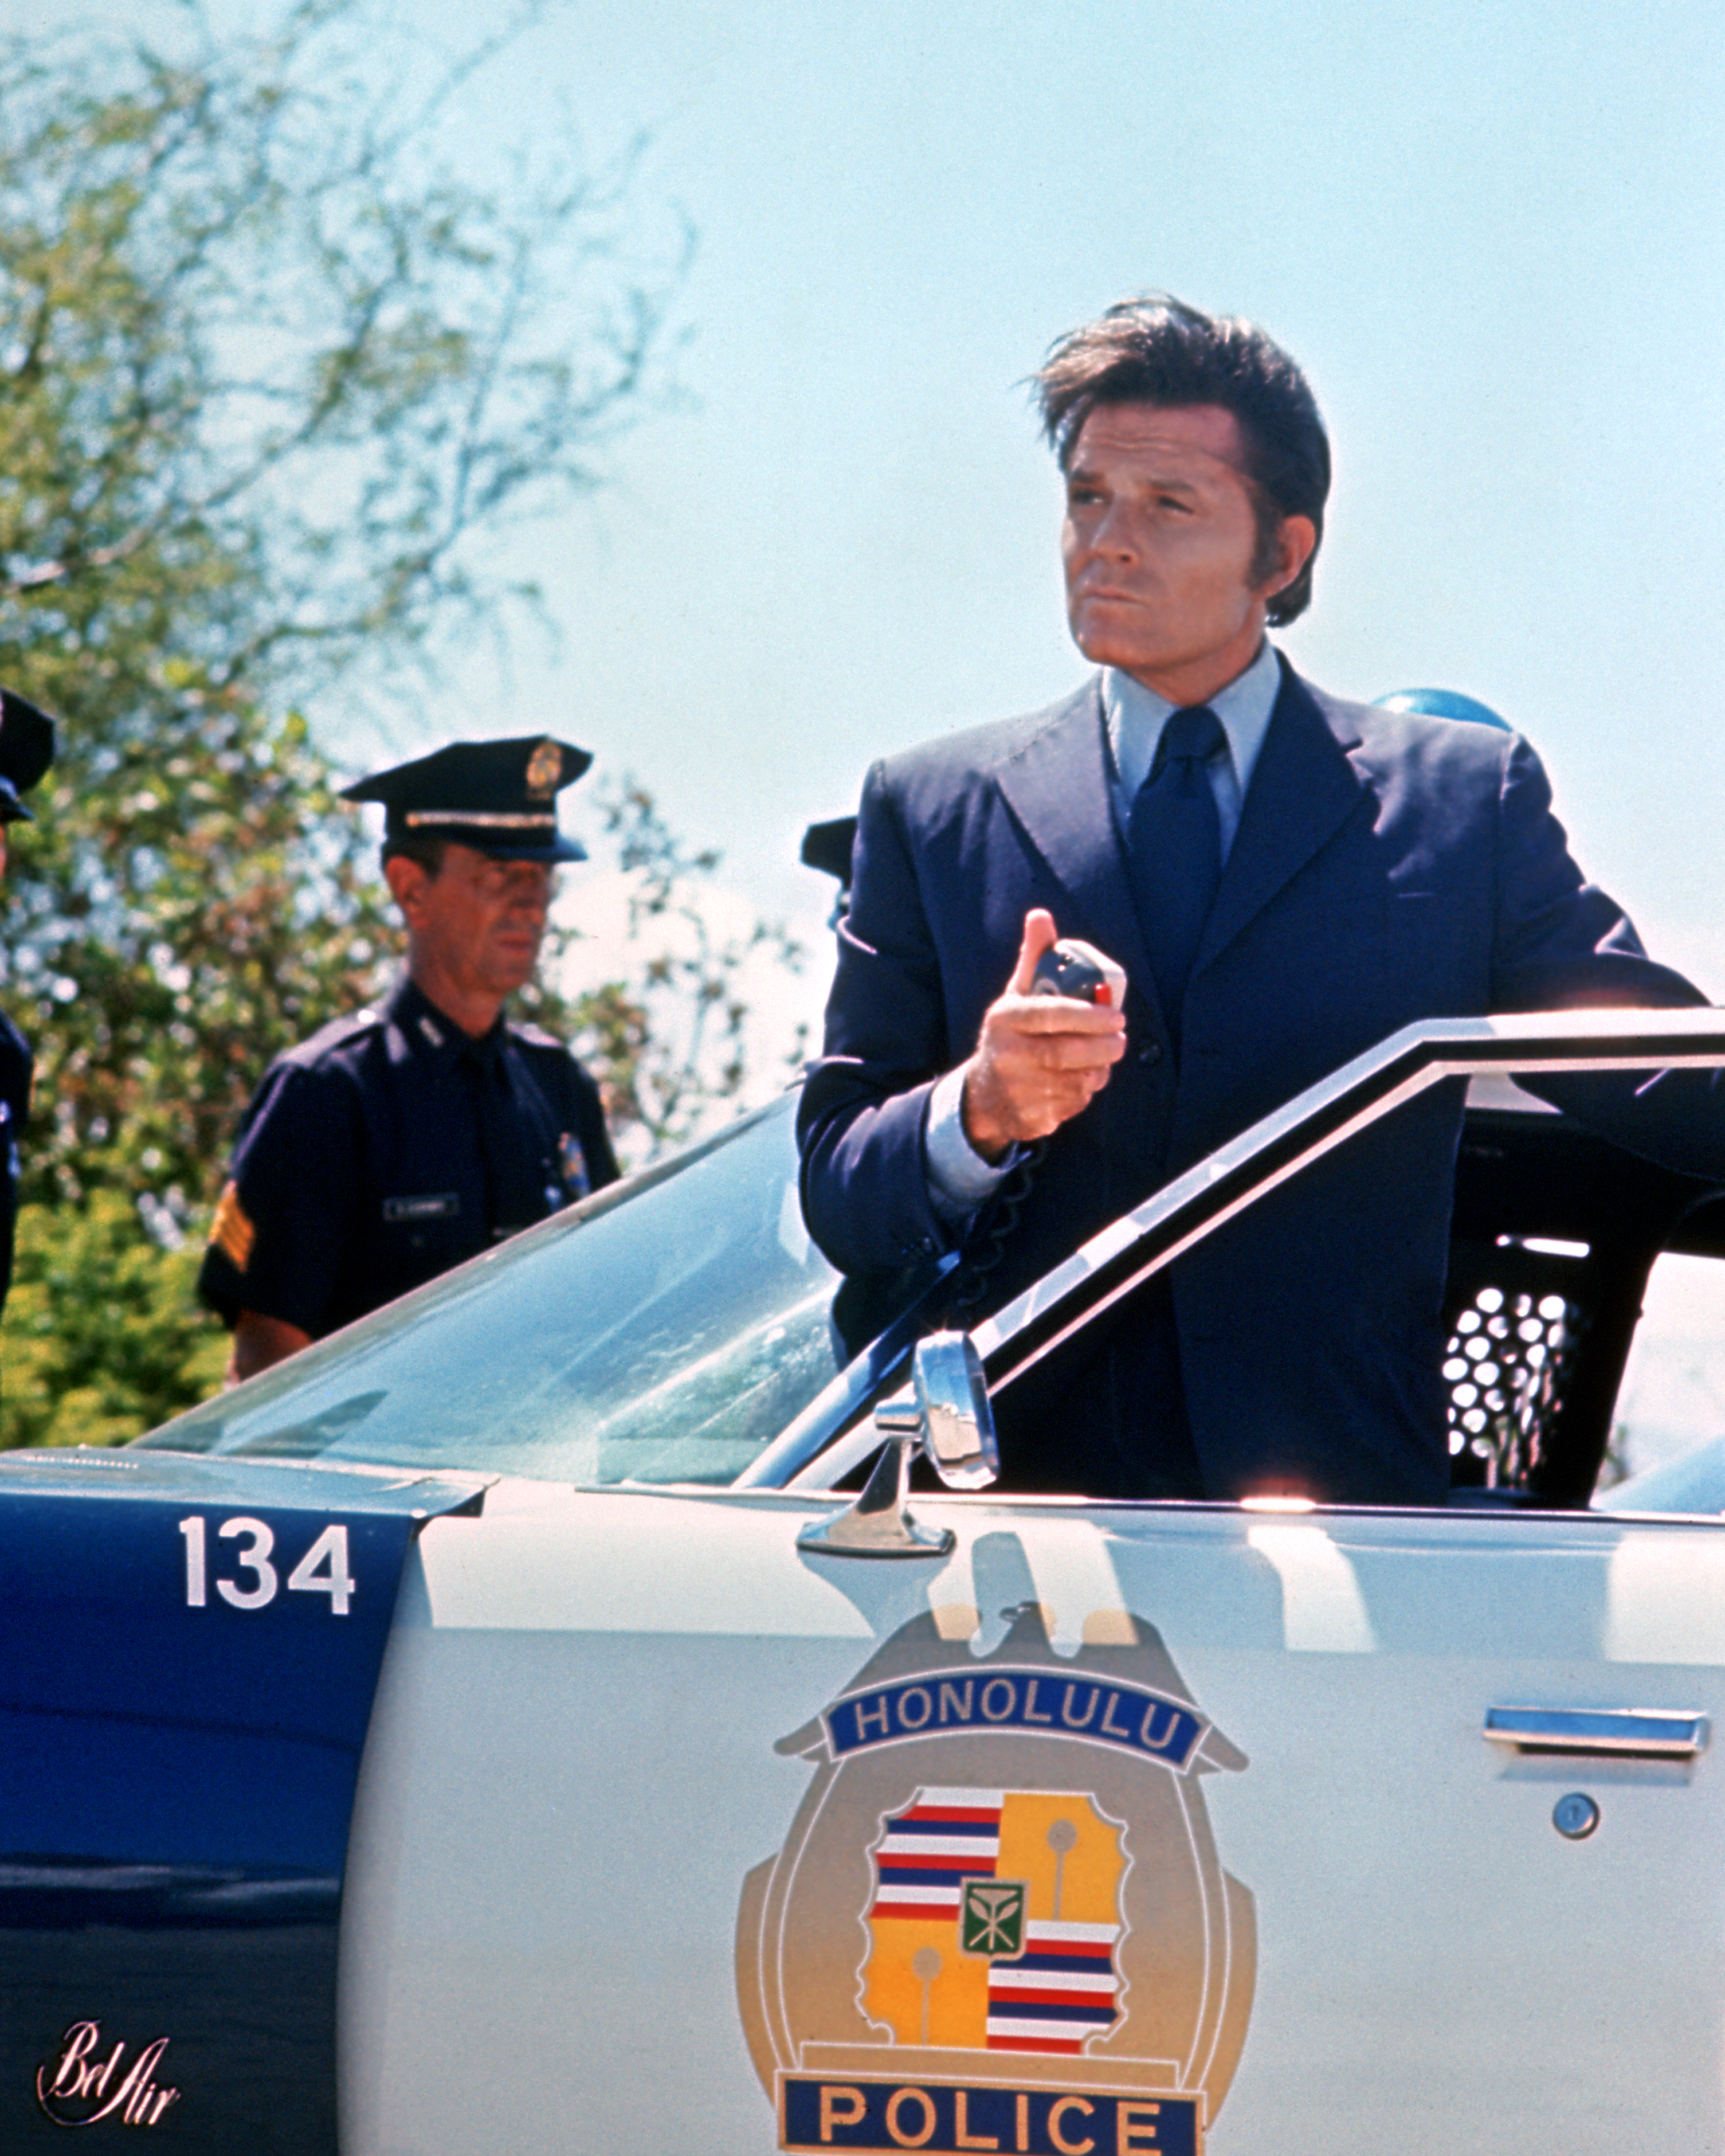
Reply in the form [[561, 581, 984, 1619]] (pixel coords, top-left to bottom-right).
[[463, 1036, 543, 1238], [1128, 704, 1226, 1045]]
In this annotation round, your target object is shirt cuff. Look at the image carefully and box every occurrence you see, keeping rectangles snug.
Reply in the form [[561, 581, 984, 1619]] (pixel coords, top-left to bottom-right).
[[924, 1065, 1018, 1225]]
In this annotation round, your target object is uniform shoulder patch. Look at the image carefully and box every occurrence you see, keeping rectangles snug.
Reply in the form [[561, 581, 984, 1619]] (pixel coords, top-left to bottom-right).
[[208, 1180, 256, 1273]]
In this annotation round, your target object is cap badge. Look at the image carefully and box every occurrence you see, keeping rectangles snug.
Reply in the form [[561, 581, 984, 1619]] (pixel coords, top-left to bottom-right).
[[525, 740, 564, 799]]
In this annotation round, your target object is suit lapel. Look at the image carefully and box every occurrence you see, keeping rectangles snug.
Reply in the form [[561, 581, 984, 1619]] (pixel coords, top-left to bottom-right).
[[988, 665, 1373, 1021], [990, 681, 1154, 1001], [1195, 660, 1370, 975]]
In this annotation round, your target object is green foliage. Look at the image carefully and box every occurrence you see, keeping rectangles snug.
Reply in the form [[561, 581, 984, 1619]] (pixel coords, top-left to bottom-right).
[[0, 0, 685, 1214], [0, 2, 687, 705], [10, 702, 390, 1220], [0, 1, 696, 1446], [2, 1192, 227, 1449]]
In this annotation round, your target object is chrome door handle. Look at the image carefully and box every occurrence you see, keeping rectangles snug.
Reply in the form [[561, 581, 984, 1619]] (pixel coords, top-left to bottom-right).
[[1484, 1707, 1709, 1759]]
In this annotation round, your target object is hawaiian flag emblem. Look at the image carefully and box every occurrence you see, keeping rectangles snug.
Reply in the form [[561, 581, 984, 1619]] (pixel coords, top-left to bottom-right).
[[869, 1792, 1001, 1920], [983, 1917, 1121, 2053], [863, 1788, 1124, 2056]]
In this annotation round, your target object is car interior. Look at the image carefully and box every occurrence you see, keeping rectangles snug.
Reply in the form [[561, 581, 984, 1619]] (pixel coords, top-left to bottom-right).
[[1445, 1086, 1725, 1506]]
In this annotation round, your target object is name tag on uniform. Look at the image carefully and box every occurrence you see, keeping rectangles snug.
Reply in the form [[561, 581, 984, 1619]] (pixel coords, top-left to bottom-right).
[[382, 1193, 461, 1223]]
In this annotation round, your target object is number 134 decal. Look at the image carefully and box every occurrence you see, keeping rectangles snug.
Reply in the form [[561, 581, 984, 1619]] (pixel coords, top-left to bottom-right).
[[178, 1516, 355, 1615]]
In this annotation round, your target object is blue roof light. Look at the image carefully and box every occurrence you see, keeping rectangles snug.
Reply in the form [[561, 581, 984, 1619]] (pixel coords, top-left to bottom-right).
[[1374, 687, 1513, 732]]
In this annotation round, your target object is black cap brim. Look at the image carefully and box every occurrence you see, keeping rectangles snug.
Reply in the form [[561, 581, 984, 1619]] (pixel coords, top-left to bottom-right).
[[466, 832, 588, 864], [801, 816, 857, 884]]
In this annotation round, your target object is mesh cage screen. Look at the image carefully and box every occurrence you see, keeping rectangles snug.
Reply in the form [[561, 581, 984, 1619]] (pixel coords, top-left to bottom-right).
[[1443, 1245, 1588, 1489]]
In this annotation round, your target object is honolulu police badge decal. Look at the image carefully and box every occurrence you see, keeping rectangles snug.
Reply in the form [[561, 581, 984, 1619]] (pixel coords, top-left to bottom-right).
[[737, 1606, 1255, 2155]]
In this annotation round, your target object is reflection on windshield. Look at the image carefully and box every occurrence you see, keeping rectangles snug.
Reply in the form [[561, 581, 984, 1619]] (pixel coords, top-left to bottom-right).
[[134, 1095, 851, 1485]]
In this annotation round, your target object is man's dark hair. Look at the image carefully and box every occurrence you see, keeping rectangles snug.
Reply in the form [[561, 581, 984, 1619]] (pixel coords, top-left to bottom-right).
[[381, 834, 448, 877], [1034, 293, 1331, 627]]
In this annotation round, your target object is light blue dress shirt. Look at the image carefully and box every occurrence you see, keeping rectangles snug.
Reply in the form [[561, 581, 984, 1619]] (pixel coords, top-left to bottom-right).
[[924, 639, 1284, 1217]]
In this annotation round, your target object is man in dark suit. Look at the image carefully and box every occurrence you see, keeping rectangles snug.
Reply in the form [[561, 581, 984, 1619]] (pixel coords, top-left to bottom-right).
[[797, 294, 1721, 1506]]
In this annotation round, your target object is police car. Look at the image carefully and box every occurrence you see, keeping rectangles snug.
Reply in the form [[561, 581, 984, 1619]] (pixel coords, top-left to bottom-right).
[[8, 1006, 1725, 2155]]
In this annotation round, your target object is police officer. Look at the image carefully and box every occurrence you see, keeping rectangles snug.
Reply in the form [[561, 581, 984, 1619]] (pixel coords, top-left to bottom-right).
[[200, 735, 620, 1380], [0, 688, 55, 1318]]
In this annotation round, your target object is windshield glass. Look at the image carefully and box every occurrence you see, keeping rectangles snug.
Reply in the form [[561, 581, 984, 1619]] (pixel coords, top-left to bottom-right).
[[134, 1094, 852, 1485]]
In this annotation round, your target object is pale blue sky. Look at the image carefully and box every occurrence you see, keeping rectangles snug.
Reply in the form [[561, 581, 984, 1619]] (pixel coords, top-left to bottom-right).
[[438, 0, 1725, 980], [40, 1, 1725, 990]]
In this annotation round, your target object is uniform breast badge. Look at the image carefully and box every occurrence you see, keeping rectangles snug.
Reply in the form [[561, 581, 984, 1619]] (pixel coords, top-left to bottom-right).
[[558, 1133, 591, 1198], [737, 1606, 1256, 2156]]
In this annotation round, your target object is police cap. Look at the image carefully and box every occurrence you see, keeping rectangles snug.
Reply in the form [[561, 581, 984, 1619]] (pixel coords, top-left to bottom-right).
[[0, 688, 56, 825], [341, 735, 593, 862], [800, 816, 857, 887]]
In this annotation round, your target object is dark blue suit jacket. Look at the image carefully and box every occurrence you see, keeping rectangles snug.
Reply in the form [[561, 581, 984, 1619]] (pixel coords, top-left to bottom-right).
[[798, 660, 1721, 1504]]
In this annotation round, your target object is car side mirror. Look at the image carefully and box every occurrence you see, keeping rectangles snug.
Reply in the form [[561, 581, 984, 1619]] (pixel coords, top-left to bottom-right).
[[796, 1332, 998, 1557], [911, 1332, 999, 1491]]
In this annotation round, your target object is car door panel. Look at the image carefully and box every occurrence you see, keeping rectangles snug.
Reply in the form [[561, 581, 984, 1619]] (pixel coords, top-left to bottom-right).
[[339, 1485, 931, 2155], [339, 1483, 1725, 2155], [1111, 1509, 1725, 2152]]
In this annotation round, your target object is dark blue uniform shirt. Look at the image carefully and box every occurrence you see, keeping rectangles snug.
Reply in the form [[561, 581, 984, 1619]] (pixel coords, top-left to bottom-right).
[[0, 1005, 30, 1316], [199, 974, 619, 1339]]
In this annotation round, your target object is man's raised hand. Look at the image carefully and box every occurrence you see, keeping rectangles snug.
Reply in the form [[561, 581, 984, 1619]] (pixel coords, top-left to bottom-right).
[[959, 910, 1127, 1161]]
